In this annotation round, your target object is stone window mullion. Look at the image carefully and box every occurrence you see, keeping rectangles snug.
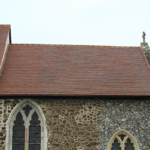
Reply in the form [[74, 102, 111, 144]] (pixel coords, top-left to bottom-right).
[[116, 136, 123, 150], [24, 107, 32, 150], [25, 127, 29, 150], [121, 141, 125, 150], [123, 136, 129, 150]]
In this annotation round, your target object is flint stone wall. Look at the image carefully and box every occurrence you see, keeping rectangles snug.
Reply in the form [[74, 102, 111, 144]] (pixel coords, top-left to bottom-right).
[[0, 98, 149, 150]]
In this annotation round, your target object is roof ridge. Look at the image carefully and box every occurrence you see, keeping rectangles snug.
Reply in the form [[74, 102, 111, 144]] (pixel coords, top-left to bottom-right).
[[0, 24, 11, 26], [10, 44, 140, 48]]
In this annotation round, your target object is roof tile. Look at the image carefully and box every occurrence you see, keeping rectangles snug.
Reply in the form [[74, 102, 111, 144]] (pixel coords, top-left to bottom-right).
[[0, 44, 150, 96]]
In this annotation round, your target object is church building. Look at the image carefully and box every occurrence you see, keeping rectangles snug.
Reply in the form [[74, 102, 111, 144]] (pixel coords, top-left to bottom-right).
[[0, 25, 149, 150]]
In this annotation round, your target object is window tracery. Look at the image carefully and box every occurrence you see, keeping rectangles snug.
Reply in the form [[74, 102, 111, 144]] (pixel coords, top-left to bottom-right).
[[12, 105, 41, 150], [6, 99, 47, 150], [108, 130, 140, 150], [23, 104, 32, 117]]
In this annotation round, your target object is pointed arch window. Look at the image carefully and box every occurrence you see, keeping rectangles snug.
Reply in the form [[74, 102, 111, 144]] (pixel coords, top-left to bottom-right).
[[6, 100, 47, 150], [108, 130, 140, 150]]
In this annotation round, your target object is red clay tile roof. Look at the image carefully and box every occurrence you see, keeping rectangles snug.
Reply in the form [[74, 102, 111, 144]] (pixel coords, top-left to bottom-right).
[[0, 25, 10, 74], [0, 44, 150, 96]]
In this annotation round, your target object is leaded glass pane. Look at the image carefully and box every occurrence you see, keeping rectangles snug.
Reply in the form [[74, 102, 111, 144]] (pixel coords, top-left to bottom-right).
[[111, 138, 121, 150], [29, 112, 41, 150], [12, 112, 25, 150], [125, 138, 135, 150]]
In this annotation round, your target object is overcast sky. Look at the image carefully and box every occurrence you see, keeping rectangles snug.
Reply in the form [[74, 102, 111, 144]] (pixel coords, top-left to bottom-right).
[[1, 0, 150, 46]]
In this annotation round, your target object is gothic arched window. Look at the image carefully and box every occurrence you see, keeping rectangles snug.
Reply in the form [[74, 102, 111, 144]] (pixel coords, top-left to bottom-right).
[[6, 100, 47, 150], [107, 130, 140, 150]]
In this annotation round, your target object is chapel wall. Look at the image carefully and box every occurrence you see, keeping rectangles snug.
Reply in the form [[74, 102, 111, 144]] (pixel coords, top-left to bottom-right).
[[0, 98, 149, 150]]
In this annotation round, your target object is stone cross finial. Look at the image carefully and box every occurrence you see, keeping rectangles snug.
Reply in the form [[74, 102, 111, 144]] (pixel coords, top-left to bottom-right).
[[142, 31, 146, 43]]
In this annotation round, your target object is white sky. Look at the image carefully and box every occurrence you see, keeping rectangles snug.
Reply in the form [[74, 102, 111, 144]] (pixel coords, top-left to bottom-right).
[[1, 0, 150, 46]]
